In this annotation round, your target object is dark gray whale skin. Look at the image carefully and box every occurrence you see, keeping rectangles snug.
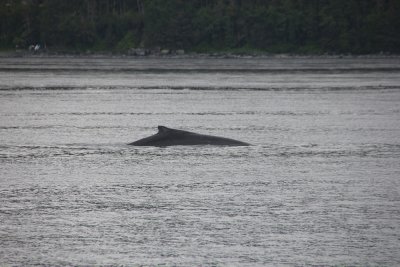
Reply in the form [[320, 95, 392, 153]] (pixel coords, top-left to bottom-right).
[[129, 126, 250, 146]]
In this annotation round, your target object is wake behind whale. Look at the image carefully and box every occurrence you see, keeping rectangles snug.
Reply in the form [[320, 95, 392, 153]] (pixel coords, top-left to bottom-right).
[[129, 126, 250, 147]]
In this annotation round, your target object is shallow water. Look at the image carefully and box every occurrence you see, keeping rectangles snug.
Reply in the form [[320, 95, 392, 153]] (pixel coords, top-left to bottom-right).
[[1, 56, 400, 266]]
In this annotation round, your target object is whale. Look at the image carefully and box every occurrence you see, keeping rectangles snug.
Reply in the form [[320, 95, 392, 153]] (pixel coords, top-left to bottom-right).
[[128, 126, 250, 146]]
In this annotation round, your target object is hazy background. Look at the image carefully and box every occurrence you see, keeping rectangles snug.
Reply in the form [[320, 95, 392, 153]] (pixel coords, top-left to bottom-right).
[[1, 0, 400, 54]]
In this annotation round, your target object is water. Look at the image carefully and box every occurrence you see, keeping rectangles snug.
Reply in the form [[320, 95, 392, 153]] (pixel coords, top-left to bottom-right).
[[1, 56, 400, 266]]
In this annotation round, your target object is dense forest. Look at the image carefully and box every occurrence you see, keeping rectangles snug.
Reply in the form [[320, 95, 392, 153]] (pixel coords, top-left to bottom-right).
[[1, 0, 399, 54]]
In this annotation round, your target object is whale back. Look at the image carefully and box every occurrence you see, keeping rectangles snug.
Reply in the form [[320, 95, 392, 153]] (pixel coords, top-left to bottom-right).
[[129, 125, 249, 146]]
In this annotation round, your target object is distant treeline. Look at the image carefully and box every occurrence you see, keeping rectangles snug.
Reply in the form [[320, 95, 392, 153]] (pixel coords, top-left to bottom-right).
[[1, 0, 399, 54]]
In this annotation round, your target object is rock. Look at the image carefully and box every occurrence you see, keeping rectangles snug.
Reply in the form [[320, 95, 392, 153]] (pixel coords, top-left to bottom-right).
[[128, 48, 147, 56], [161, 49, 170, 55]]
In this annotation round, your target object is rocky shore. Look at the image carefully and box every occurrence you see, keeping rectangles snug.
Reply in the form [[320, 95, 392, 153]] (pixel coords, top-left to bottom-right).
[[0, 48, 397, 59]]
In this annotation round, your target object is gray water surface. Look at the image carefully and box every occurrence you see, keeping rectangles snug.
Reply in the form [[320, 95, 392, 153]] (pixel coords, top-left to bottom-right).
[[1, 56, 400, 266]]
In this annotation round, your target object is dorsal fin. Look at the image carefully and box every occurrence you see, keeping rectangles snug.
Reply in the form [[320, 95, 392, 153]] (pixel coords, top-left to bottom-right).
[[157, 125, 170, 133]]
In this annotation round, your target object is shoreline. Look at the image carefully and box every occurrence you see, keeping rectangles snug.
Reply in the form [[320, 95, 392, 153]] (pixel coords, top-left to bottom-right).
[[0, 50, 399, 59]]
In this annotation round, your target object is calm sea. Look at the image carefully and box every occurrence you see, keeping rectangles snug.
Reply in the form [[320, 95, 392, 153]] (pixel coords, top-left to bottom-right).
[[1, 56, 400, 266]]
